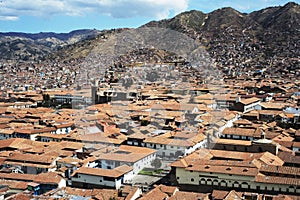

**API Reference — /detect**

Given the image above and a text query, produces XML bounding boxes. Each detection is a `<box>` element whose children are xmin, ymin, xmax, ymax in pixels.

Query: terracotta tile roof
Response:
<box><xmin>38</xmin><ymin>132</ymin><xmax>66</xmax><ymax>139</ymax></box>
<box><xmin>233</xmin><ymin>119</ymin><xmax>252</xmax><ymax>125</ymax></box>
<box><xmin>62</xmin><ymin>187</ymin><xmax>118</xmax><ymax>199</ymax></box>
<box><xmin>186</xmin><ymin>164</ymin><xmax>258</xmax><ymax>177</ymax></box>
<box><xmin>278</xmin><ymin>152</ymin><xmax>300</xmax><ymax>165</ymax></box>
<box><xmin>145</xmin><ymin>137</ymin><xmax>193</xmax><ymax>147</ymax></box>
<box><xmin>195</xmin><ymin>93</ymin><xmax>214</xmax><ymax>100</ymax></box>
<box><xmin>4</xmin><ymin>161</ymin><xmax>54</xmax><ymax>169</ymax></box>
<box><xmin>59</xmin><ymin>141</ymin><xmax>84</xmax><ymax>150</ymax></box>
<box><xmin>212</xmin><ymin>190</ymin><xmax>230</xmax><ymax>200</ymax></box>
<box><xmin>174</xmin><ymin>131</ymin><xmax>198</xmax><ymax>139</ymax></box>
<box><xmin>54</xmin><ymin>123</ymin><xmax>74</xmax><ymax>129</ymax></box>
<box><xmin>33</xmin><ymin>172</ymin><xmax>63</xmax><ymax>185</ymax></box>
<box><xmin>155</xmin><ymin>184</ymin><xmax>178</xmax><ymax>196</ymax></box>
<box><xmin>0</xmin><ymin>180</ymin><xmax>28</xmax><ymax>190</ymax></box>
<box><xmin>258</xmin><ymin>110</ymin><xmax>282</xmax><ymax>115</ymax></box>
<box><xmin>276</xmin><ymin>140</ymin><xmax>293</xmax><ymax>148</ymax></box>
<box><xmin>0</xmin><ymin>129</ymin><xmax>14</xmax><ymax>135</ymax></box>
<box><xmin>260</xmin><ymin>102</ymin><xmax>285</xmax><ymax>110</ymax></box>
<box><xmin>223</xmin><ymin>113</ymin><xmax>237</xmax><ymax>121</ymax></box>
<box><xmin>73</xmin><ymin>165</ymin><xmax>132</xmax><ymax>178</ymax></box>
<box><xmin>14</xmin><ymin>127</ymin><xmax>56</xmax><ymax>135</ymax></box>
<box><xmin>92</xmin><ymin>145</ymin><xmax>156</xmax><ymax>163</ymax></box>
<box><xmin>258</xmin><ymin>152</ymin><xmax>284</xmax><ymax>166</ymax></box>
<box><xmin>215</xmin><ymin>138</ymin><xmax>252</xmax><ymax>146</ymax></box>
<box><xmin>0</xmin><ymin>138</ymin><xmax>43</xmax><ymax>150</ymax></box>
<box><xmin>222</xmin><ymin>127</ymin><xmax>259</xmax><ymax>137</ymax></box>
<box><xmin>259</xmin><ymin>165</ymin><xmax>300</xmax><ymax>176</ymax></box>
<box><xmin>128</xmin><ymin>132</ymin><xmax>149</xmax><ymax>140</ymax></box>
<box><xmin>0</xmin><ymin>172</ymin><xmax>35</xmax><ymax>182</ymax></box>
<box><xmin>239</xmin><ymin>97</ymin><xmax>261</xmax><ymax>105</ymax></box>
<box><xmin>144</xmin><ymin>131</ymin><xmax>205</xmax><ymax>147</ymax></box>
<box><xmin>139</xmin><ymin>186</ymin><xmax>169</xmax><ymax>200</ymax></box>
<box><xmin>193</xmin><ymin>159</ymin><xmax>256</xmax><ymax>168</ymax></box>
<box><xmin>171</xmin><ymin>149</ymin><xmax>284</xmax><ymax>170</ymax></box>
<box><xmin>5</xmin><ymin>152</ymin><xmax>56</xmax><ymax>164</ymax></box>
<box><xmin>57</xmin><ymin>157</ymin><xmax>81</xmax><ymax>165</ymax></box>
<box><xmin>6</xmin><ymin>193</ymin><xmax>31</xmax><ymax>200</ymax></box>
<box><xmin>242</xmin><ymin>110</ymin><xmax>259</xmax><ymax>117</ymax></box>
<box><xmin>256</xmin><ymin>174</ymin><xmax>300</xmax><ymax>186</ymax></box>
<box><xmin>169</xmin><ymin>191</ymin><xmax>209</xmax><ymax>200</ymax></box>
<box><xmin>293</xmin><ymin>142</ymin><xmax>300</xmax><ymax>148</ymax></box>
<box><xmin>210</xmin><ymin>149</ymin><xmax>256</xmax><ymax>161</ymax></box>
<box><xmin>76</xmin><ymin>132</ymin><xmax>126</xmax><ymax>145</ymax></box>
<box><xmin>224</xmin><ymin>190</ymin><xmax>243</xmax><ymax>200</ymax></box>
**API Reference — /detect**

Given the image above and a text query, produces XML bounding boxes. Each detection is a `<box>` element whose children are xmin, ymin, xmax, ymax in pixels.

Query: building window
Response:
<box><xmin>191</xmin><ymin>178</ymin><xmax>194</xmax><ymax>182</ymax></box>
<box><xmin>177</xmin><ymin>177</ymin><xmax>179</xmax><ymax>180</ymax></box>
<box><xmin>257</xmin><ymin>186</ymin><xmax>260</xmax><ymax>190</ymax></box>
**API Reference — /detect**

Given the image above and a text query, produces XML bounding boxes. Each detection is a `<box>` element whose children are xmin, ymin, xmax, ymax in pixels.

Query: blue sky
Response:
<box><xmin>0</xmin><ymin>0</ymin><xmax>298</xmax><ymax>33</ymax></box>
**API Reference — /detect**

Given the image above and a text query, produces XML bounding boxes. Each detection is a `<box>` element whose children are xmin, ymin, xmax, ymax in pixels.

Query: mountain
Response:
<box><xmin>143</xmin><ymin>2</ymin><xmax>299</xmax><ymax>69</ymax></box>
<box><xmin>145</xmin><ymin>10</ymin><xmax>207</xmax><ymax>32</ymax></box>
<box><xmin>0</xmin><ymin>29</ymin><xmax>100</xmax><ymax>61</ymax></box>
<box><xmin>250</xmin><ymin>2</ymin><xmax>299</xmax><ymax>30</ymax></box>
<box><xmin>249</xmin><ymin>2</ymin><xmax>300</xmax><ymax>59</ymax></box>
<box><xmin>0</xmin><ymin>2</ymin><xmax>299</xmax><ymax>68</ymax></box>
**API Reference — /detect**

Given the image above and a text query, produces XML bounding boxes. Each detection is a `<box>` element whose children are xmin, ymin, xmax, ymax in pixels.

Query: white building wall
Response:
<box><xmin>175</xmin><ymin>167</ymin><xmax>299</xmax><ymax>194</ymax></box>
<box><xmin>244</xmin><ymin>102</ymin><xmax>261</xmax><ymax>113</ymax></box>
<box><xmin>55</xmin><ymin>127</ymin><xmax>72</xmax><ymax>134</ymax></box>
<box><xmin>145</xmin><ymin>143</ymin><xmax>184</xmax><ymax>158</ymax></box>
<box><xmin>185</xmin><ymin>140</ymin><xmax>207</xmax><ymax>155</ymax></box>
<box><xmin>72</xmin><ymin>173</ymin><xmax>117</xmax><ymax>188</ymax></box>
<box><xmin>58</xmin><ymin>178</ymin><xmax>67</xmax><ymax>188</ymax></box>
<box><xmin>97</xmin><ymin>153</ymin><xmax>156</xmax><ymax>175</ymax></box>
<box><xmin>145</xmin><ymin>140</ymin><xmax>206</xmax><ymax>158</ymax></box>
<box><xmin>215</xmin><ymin>115</ymin><xmax>239</xmax><ymax>138</ymax></box>
<box><xmin>30</xmin><ymin>134</ymin><xmax>39</xmax><ymax>141</ymax></box>
<box><xmin>123</xmin><ymin>170</ymin><xmax>135</xmax><ymax>184</ymax></box>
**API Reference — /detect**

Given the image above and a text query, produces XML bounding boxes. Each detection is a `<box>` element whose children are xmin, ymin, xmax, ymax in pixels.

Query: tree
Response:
<box><xmin>151</xmin><ymin>158</ymin><xmax>162</xmax><ymax>169</ymax></box>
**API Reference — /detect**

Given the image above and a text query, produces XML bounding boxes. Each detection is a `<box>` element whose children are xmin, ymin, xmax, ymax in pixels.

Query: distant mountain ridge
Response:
<box><xmin>0</xmin><ymin>29</ymin><xmax>100</xmax><ymax>41</ymax></box>
<box><xmin>0</xmin><ymin>29</ymin><xmax>100</xmax><ymax>61</ymax></box>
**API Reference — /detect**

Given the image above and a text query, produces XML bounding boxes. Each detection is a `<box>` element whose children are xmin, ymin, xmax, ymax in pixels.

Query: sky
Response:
<box><xmin>0</xmin><ymin>0</ymin><xmax>298</xmax><ymax>33</ymax></box>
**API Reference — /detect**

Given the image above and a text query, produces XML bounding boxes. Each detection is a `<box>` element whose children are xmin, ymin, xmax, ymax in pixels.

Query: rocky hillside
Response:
<box><xmin>144</xmin><ymin>2</ymin><xmax>299</xmax><ymax>70</ymax></box>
